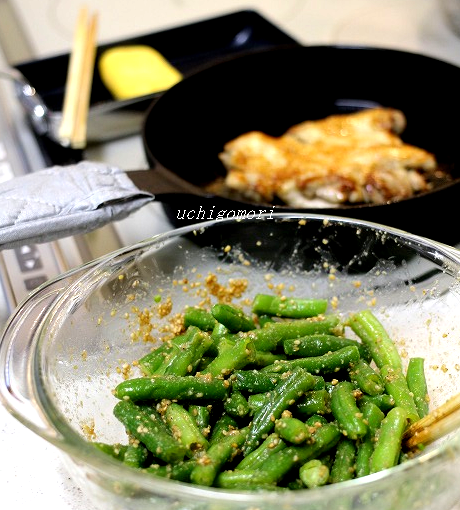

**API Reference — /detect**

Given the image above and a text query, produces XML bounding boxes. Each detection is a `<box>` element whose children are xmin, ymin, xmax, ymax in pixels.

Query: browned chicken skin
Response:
<box><xmin>219</xmin><ymin>108</ymin><xmax>437</xmax><ymax>207</ymax></box>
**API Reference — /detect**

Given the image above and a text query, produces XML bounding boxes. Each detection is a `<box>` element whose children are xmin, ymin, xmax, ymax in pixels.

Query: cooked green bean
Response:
<box><xmin>231</xmin><ymin>370</ymin><xmax>281</xmax><ymax>393</ymax></box>
<box><xmin>358</xmin><ymin>393</ymin><xmax>396</xmax><ymax>412</ymax></box>
<box><xmin>355</xmin><ymin>401</ymin><xmax>385</xmax><ymax>478</ymax></box>
<box><xmin>165</xmin><ymin>402</ymin><xmax>209</xmax><ymax>455</ymax></box>
<box><xmin>257</xmin><ymin>314</ymin><xmax>274</xmax><ymax>327</ymax></box>
<box><xmin>123</xmin><ymin>444</ymin><xmax>149</xmax><ymax>468</ymax></box>
<box><xmin>348</xmin><ymin>310</ymin><xmax>403</xmax><ymax>371</ymax></box>
<box><xmin>275</xmin><ymin>416</ymin><xmax>311</xmax><ymax>444</ymax></box>
<box><xmin>222</xmin><ymin>422</ymin><xmax>341</xmax><ymax>487</ymax></box>
<box><xmin>299</xmin><ymin>459</ymin><xmax>330</xmax><ymax>488</ymax></box>
<box><xmin>329</xmin><ymin>438</ymin><xmax>356</xmax><ymax>483</ymax></box>
<box><xmin>406</xmin><ymin>357</ymin><xmax>429</xmax><ymax>418</ymax></box>
<box><xmin>201</xmin><ymin>335</ymin><xmax>256</xmax><ymax>377</ymax></box>
<box><xmin>380</xmin><ymin>365</ymin><xmax>420</xmax><ymax>424</ymax></box>
<box><xmin>349</xmin><ymin>358</ymin><xmax>385</xmax><ymax>396</ymax></box>
<box><xmin>283</xmin><ymin>334</ymin><xmax>371</xmax><ymax>361</ymax></box>
<box><xmin>251</xmin><ymin>350</ymin><xmax>287</xmax><ymax>367</ymax></box>
<box><xmin>183</xmin><ymin>307</ymin><xmax>217</xmax><ymax>331</ymax></box>
<box><xmin>224</xmin><ymin>390</ymin><xmax>250</xmax><ymax>418</ymax></box>
<box><xmin>190</xmin><ymin>427</ymin><xmax>249</xmax><ymax>486</ymax></box>
<box><xmin>370</xmin><ymin>407</ymin><xmax>408</xmax><ymax>474</ymax></box>
<box><xmin>93</xmin><ymin>442</ymin><xmax>128</xmax><ymax>460</ymax></box>
<box><xmin>296</xmin><ymin>389</ymin><xmax>331</xmax><ymax>417</ymax></box>
<box><xmin>262</xmin><ymin>345</ymin><xmax>360</xmax><ymax>375</ymax></box>
<box><xmin>252</xmin><ymin>294</ymin><xmax>328</xmax><ymax>319</ymax></box>
<box><xmin>243</xmin><ymin>367</ymin><xmax>316</xmax><ymax>454</ymax></box>
<box><xmin>262</xmin><ymin>314</ymin><xmax>343</xmax><ymax>340</ymax></box>
<box><xmin>211</xmin><ymin>303</ymin><xmax>255</xmax><ymax>332</ymax></box>
<box><xmin>145</xmin><ymin>459</ymin><xmax>196</xmax><ymax>482</ymax></box>
<box><xmin>330</xmin><ymin>381</ymin><xmax>368</xmax><ymax>440</ymax></box>
<box><xmin>114</xmin><ymin>374</ymin><xmax>229</xmax><ymax>402</ymax></box>
<box><xmin>209</xmin><ymin>413</ymin><xmax>238</xmax><ymax>444</ymax></box>
<box><xmin>188</xmin><ymin>404</ymin><xmax>211</xmax><ymax>437</ymax></box>
<box><xmin>156</xmin><ymin>326</ymin><xmax>213</xmax><ymax>376</ymax></box>
<box><xmin>138</xmin><ymin>332</ymin><xmax>191</xmax><ymax>376</ymax></box>
<box><xmin>113</xmin><ymin>400</ymin><xmax>186</xmax><ymax>463</ymax></box>
<box><xmin>235</xmin><ymin>433</ymin><xmax>286</xmax><ymax>471</ymax></box>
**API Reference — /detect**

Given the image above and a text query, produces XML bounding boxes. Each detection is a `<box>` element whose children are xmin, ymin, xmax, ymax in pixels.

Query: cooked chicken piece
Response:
<box><xmin>219</xmin><ymin>108</ymin><xmax>437</xmax><ymax>206</ymax></box>
<box><xmin>286</xmin><ymin>107</ymin><xmax>407</xmax><ymax>148</ymax></box>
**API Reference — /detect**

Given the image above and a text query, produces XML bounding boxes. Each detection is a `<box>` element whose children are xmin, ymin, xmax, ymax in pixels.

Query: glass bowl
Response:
<box><xmin>2</xmin><ymin>213</ymin><xmax>460</xmax><ymax>510</ymax></box>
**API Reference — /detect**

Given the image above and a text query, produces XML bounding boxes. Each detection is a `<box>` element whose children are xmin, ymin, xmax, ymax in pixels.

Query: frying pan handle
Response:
<box><xmin>126</xmin><ymin>166</ymin><xmax>208</xmax><ymax>199</ymax></box>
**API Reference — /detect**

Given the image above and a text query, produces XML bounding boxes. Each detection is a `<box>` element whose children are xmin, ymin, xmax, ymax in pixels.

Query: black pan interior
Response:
<box><xmin>142</xmin><ymin>45</ymin><xmax>460</xmax><ymax>243</ymax></box>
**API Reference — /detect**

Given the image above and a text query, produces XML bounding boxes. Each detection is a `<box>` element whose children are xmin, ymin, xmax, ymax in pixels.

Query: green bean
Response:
<box><xmin>157</xmin><ymin>326</ymin><xmax>213</xmax><ymax>376</ymax></box>
<box><xmin>247</xmin><ymin>393</ymin><xmax>268</xmax><ymax>415</ymax></box>
<box><xmin>209</xmin><ymin>413</ymin><xmax>239</xmax><ymax>445</ymax></box>
<box><xmin>349</xmin><ymin>358</ymin><xmax>385</xmax><ymax>396</ymax></box>
<box><xmin>224</xmin><ymin>390</ymin><xmax>250</xmax><ymax>418</ymax></box>
<box><xmin>348</xmin><ymin>310</ymin><xmax>403</xmax><ymax>371</ymax></box>
<box><xmin>296</xmin><ymin>389</ymin><xmax>331</xmax><ymax>417</ymax></box>
<box><xmin>283</xmin><ymin>334</ymin><xmax>371</xmax><ymax>361</ymax></box>
<box><xmin>145</xmin><ymin>459</ymin><xmax>196</xmax><ymax>482</ymax></box>
<box><xmin>114</xmin><ymin>374</ymin><xmax>229</xmax><ymax>402</ymax></box>
<box><xmin>358</xmin><ymin>393</ymin><xmax>396</xmax><ymax>412</ymax></box>
<box><xmin>137</xmin><ymin>332</ymin><xmax>191</xmax><ymax>376</ymax></box>
<box><xmin>299</xmin><ymin>459</ymin><xmax>330</xmax><ymax>488</ymax></box>
<box><xmin>245</xmin><ymin>327</ymin><xmax>283</xmax><ymax>351</ymax></box>
<box><xmin>380</xmin><ymin>365</ymin><xmax>419</xmax><ymax>424</ymax></box>
<box><xmin>211</xmin><ymin>303</ymin><xmax>255</xmax><ymax>332</ymax></box>
<box><xmin>165</xmin><ymin>402</ymin><xmax>209</xmax><ymax>455</ymax></box>
<box><xmin>262</xmin><ymin>314</ymin><xmax>343</xmax><ymax>340</ymax></box>
<box><xmin>252</xmin><ymin>294</ymin><xmax>328</xmax><ymax>318</ymax></box>
<box><xmin>243</xmin><ymin>368</ymin><xmax>316</xmax><ymax>454</ymax></box>
<box><xmin>329</xmin><ymin>438</ymin><xmax>356</xmax><ymax>483</ymax></box>
<box><xmin>235</xmin><ymin>433</ymin><xmax>286</xmax><ymax>471</ymax></box>
<box><xmin>305</xmin><ymin>414</ymin><xmax>329</xmax><ymax>428</ymax></box>
<box><xmin>190</xmin><ymin>427</ymin><xmax>248</xmax><ymax>486</ymax></box>
<box><xmin>183</xmin><ymin>307</ymin><xmax>217</xmax><ymax>331</ymax></box>
<box><xmin>201</xmin><ymin>335</ymin><xmax>256</xmax><ymax>377</ymax></box>
<box><xmin>261</xmin><ymin>345</ymin><xmax>360</xmax><ymax>375</ymax></box>
<box><xmin>93</xmin><ymin>442</ymin><xmax>128</xmax><ymax>460</ymax></box>
<box><xmin>275</xmin><ymin>416</ymin><xmax>311</xmax><ymax>444</ymax></box>
<box><xmin>406</xmin><ymin>357</ymin><xmax>429</xmax><ymax>418</ymax></box>
<box><xmin>188</xmin><ymin>405</ymin><xmax>211</xmax><ymax>437</ymax></box>
<box><xmin>113</xmin><ymin>400</ymin><xmax>186</xmax><ymax>463</ymax></box>
<box><xmin>123</xmin><ymin>445</ymin><xmax>149</xmax><ymax>468</ymax></box>
<box><xmin>355</xmin><ymin>401</ymin><xmax>385</xmax><ymax>478</ymax></box>
<box><xmin>225</xmin><ymin>422</ymin><xmax>341</xmax><ymax>486</ymax></box>
<box><xmin>370</xmin><ymin>407</ymin><xmax>408</xmax><ymax>474</ymax></box>
<box><xmin>251</xmin><ymin>350</ymin><xmax>287</xmax><ymax>367</ymax></box>
<box><xmin>257</xmin><ymin>314</ymin><xmax>274</xmax><ymax>327</ymax></box>
<box><xmin>236</xmin><ymin>373</ymin><xmax>324</xmax><ymax>399</ymax></box>
<box><xmin>231</xmin><ymin>370</ymin><xmax>281</xmax><ymax>393</ymax></box>
<box><xmin>330</xmin><ymin>381</ymin><xmax>368</xmax><ymax>440</ymax></box>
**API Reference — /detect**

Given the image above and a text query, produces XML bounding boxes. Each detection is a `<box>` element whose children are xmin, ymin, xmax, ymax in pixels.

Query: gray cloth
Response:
<box><xmin>0</xmin><ymin>161</ymin><xmax>154</xmax><ymax>249</ymax></box>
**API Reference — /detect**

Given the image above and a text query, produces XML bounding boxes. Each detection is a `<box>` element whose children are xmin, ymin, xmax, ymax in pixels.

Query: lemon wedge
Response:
<box><xmin>99</xmin><ymin>45</ymin><xmax>183</xmax><ymax>100</ymax></box>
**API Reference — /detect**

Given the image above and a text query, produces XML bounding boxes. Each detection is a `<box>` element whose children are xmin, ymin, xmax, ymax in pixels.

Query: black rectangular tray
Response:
<box><xmin>14</xmin><ymin>10</ymin><xmax>300</xmax><ymax>147</ymax></box>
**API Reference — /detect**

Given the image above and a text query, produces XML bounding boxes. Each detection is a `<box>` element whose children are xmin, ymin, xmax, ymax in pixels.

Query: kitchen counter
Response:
<box><xmin>2</xmin><ymin>1</ymin><xmax>460</xmax><ymax>509</ymax></box>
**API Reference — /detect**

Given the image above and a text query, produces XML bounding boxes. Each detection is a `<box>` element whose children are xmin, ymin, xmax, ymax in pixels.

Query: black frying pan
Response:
<box><xmin>137</xmin><ymin>45</ymin><xmax>460</xmax><ymax>244</ymax></box>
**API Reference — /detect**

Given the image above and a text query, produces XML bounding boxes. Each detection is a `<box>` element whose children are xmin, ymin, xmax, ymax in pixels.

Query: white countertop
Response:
<box><xmin>2</xmin><ymin>1</ymin><xmax>460</xmax><ymax>509</ymax></box>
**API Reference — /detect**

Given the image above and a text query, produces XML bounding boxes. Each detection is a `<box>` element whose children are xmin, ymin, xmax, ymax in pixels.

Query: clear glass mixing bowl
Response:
<box><xmin>1</xmin><ymin>213</ymin><xmax>460</xmax><ymax>510</ymax></box>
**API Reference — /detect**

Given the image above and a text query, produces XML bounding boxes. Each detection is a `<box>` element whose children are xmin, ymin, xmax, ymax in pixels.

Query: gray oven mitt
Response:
<box><xmin>0</xmin><ymin>161</ymin><xmax>154</xmax><ymax>250</ymax></box>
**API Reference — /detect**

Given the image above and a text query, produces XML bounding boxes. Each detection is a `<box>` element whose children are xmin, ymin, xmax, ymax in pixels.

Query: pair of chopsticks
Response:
<box><xmin>58</xmin><ymin>6</ymin><xmax>98</xmax><ymax>149</ymax></box>
<box><xmin>403</xmin><ymin>392</ymin><xmax>460</xmax><ymax>450</ymax></box>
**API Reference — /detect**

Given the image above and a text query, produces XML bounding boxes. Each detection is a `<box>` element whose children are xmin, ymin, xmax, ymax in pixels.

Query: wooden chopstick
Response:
<box><xmin>58</xmin><ymin>6</ymin><xmax>98</xmax><ymax>149</ymax></box>
<box><xmin>403</xmin><ymin>392</ymin><xmax>460</xmax><ymax>450</ymax></box>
